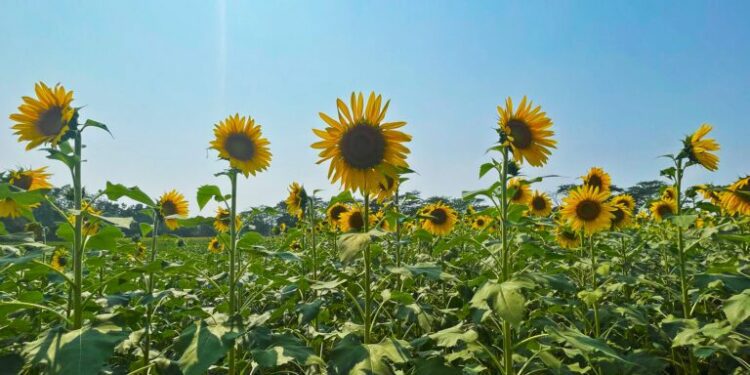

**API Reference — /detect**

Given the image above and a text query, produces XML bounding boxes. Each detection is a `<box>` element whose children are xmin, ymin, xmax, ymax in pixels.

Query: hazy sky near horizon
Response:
<box><xmin>1</xmin><ymin>1</ymin><xmax>749</xmax><ymax>212</ymax></box>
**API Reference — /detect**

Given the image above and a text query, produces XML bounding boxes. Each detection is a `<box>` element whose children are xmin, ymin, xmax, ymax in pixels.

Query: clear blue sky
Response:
<box><xmin>1</xmin><ymin>1</ymin><xmax>748</xmax><ymax>212</ymax></box>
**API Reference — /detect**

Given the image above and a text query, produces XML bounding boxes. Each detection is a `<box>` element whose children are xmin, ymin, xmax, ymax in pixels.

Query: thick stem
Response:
<box><xmin>499</xmin><ymin>146</ymin><xmax>513</xmax><ymax>375</ymax></box>
<box><xmin>395</xmin><ymin>187</ymin><xmax>401</xmax><ymax>268</ymax></box>
<box><xmin>72</xmin><ymin>131</ymin><xmax>83</xmax><ymax>329</ymax></box>
<box><xmin>589</xmin><ymin>236</ymin><xmax>600</xmax><ymax>337</ymax></box>
<box><xmin>143</xmin><ymin>212</ymin><xmax>159</xmax><ymax>367</ymax></box>
<box><xmin>228</xmin><ymin>171</ymin><xmax>238</xmax><ymax>375</ymax></box>
<box><xmin>674</xmin><ymin>159</ymin><xmax>697</xmax><ymax>375</ymax></box>
<box><xmin>363</xmin><ymin>190</ymin><xmax>372</xmax><ymax>344</ymax></box>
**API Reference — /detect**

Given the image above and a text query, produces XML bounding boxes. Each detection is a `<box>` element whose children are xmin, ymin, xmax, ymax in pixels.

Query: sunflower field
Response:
<box><xmin>1</xmin><ymin>83</ymin><xmax>749</xmax><ymax>375</ymax></box>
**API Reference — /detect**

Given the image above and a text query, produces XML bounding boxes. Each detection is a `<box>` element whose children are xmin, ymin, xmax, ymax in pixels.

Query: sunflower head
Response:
<box><xmin>374</xmin><ymin>175</ymin><xmax>399</xmax><ymax>202</ymax></box>
<box><xmin>508</xmin><ymin>178</ymin><xmax>532</xmax><ymax>205</ymax></box>
<box><xmin>610</xmin><ymin>203</ymin><xmax>633</xmax><ymax>229</ymax></box>
<box><xmin>312</xmin><ymin>92</ymin><xmax>411</xmax><ymax>195</ymax></box>
<box><xmin>158</xmin><ymin>190</ymin><xmax>189</xmax><ymax>231</ymax></box>
<box><xmin>560</xmin><ymin>185</ymin><xmax>615</xmax><ymax>235</ymax></box>
<box><xmin>51</xmin><ymin>247</ymin><xmax>69</xmax><ymax>272</ymax></box>
<box><xmin>472</xmin><ymin>215</ymin><xmax>493</xmax><ymax>231</ymax></box>
<box><xmin>0</xmin><ymin>198</ymin><xmax>25</xmax><ymax>218</ymax></box>
<box><xmin>497</xmin><ymin>96</ymin><xmax>556</xmax><ymax>167</ymax></box>
<box><xmin>528</xmin><ymin>190</ymin><xmax>552</xmax><ymax>217</ymax></box>
<box><xmin>208</xmin><ymin>237</ymin><xmax>224</xmax><ymax>254</ymax></box>
<box><xmin>373</xmin><ymin>210</ymin><xmax>392</xmax><ymax>232</ymax></box>
<box><xmin>67</xmin><ymin>201</ymin><xmax>102</xmax><ymax>237</ymax></box>
<box><xmin>326</xmin><ymin>203</ymin><xmax>349</xmax><ymax>228</ymax></box>
<box><xmin>8</xmin><ymin>167</ymin><xmax>52</xmax><ymax>191</ymax></box>
<box><xmin>466</xmin><ymin>205</ymin><xmax>476</xmax><ymax>216</ymax></box>
<box><xmin>11</xmin><ymin>82</ymin><xmax>76</xmax><ymax>150</ymax></box>
<box><xmin>132</xmin><ymin>242</ymin><xmax>147</xmax><ymax>261</ymax></box>
<box><xmin>214</xmin><ymin>207</ymin><xmax>241</xmax><ymax>233</ymax></box>
<box><xmin>285</xmin><ymin>182</ymin><xmax>307</xmax><ymax>219</ymax></box>
<box><xmin>290</xmin><ymin>240</ymin><xmax>303</xmax><ymax>251</ymax></box>
<box><xmin>339</xmin><ymin>206</ymin><xmax>374</xmax><ymax>233</ymax></box>
<box><xmin>720</xmin><ymin>176</ymin><xmax>750</xmax><ymax>216</ymax></box>
<box><xmin>210</xmin><ymin>114</ymin><xmax>272</xmax><ymax>177</ymax></box>
<box><xmin>650</xmin><ymin>198</ymin><xmax>677</xmax><ymax>221</ymax></box>
<box><xmin>695</xmin><ymin>185</ymin><xmax>722</xmax><ymax>206</ymax></box>
<box><xmin>582</xmin><ymin>167</ymin><xmax>612</xmax><ymax>194</ymax></box>
<box><xmin>611</xmin><ymin>194</ymin><xmax>636</xmax><ymax>211</ymax></box>
<box><xmin>555</xmin><ymin>225</ymin><xmax>581</xmax><ymax>249</ymax></box>
<box><xmin>682</xmin><ymin>123</ymin><xmax>719</xmax><ymax>171</ymax></box>
<box><xmin>421</xmin><ymin>202</ymin><xmax>458</xmax><ymax>236</ymax></box>
<box><xmin>661</xmin><ymin>186</ymin><xmax>678</xmax><ymax>201</ymax></box>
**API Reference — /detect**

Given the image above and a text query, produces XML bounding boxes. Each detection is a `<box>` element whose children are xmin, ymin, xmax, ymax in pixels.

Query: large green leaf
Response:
<box><xmin>196</xmin><ymin>185</ymin><xmax>225</xmax><ymax>210</ymax></box>
<box><xmin>245</xmin><ymin>327</ymin><xmax>324</xmax><ymax>368</ymax></box>
<box><xmin>327</xmin><ymin>335</ymin><xmax>410</xmax><ymax>375</ymax></box>
<box><xmin>723</xmin><ymin>289</ymin><xmax>750</xmax><ymax>328</ymax></box>
<box><xmin>173</xmin><ymin>320</ymin><xmax>241</xmax><ymax>375</ymax></box>
<box><xmin>103</xmin><ymin>182</ymin><xmax>155</xmax><ymax>207</ymax></box>
<box><xmin>388</xmin><ymin>263</ymin><xmax>457</xmax><ymax>281</ymax></box>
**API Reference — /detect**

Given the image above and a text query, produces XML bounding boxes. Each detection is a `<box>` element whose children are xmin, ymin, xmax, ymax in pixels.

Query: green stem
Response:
<box><xmin>589</xmin><ymin>236</ymin><xmax>600</xmax><ymax>338</ymax></box>
<box><xmin>143</xmin><ymin>212</ymin><xmax>159</xmax><ymax>367</ymax></box>
<box><xmin>310</xmin><ymin>198</ymin><xmax>317</xmax><ymax>282</ymax></box>
<box><xmin>363</xmin><ymin>190</ymin><xmax>372</xmax><ymax>344</ymax></box>
<box><xmin>499</xmin><ymin>146</ymin><xmax>513</xmax><ymax>375</ymax></box>
<box><xmin>674</xmin><ymin>159</ymin><xmax>697</xmax><ymax>374</ymax></box>
<box><xmin>72</xmin><ymin>130</ymin><xmax>83</xmax><ymax>329</ymax></box>
<box><xmin>228</xmin><ymin>171</ymin><xmax>238</xmax><ymax>375</ymax></box>
<box><xmin>395</xmin><ymin>187</ymin><xmax>401</xmax><ymax>268</ymax></box>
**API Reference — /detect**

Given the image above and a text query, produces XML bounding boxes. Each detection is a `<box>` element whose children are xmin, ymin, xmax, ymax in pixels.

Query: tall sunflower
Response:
<box><xmin>312</xmin><ymin>92</ymin><xmax>411</xmax><ymax>194</ymax></box>
<box><xmin>158</xmin><ymin>190</ymin><xmax>189</xmax><ymax>230</ymax></box>
<box><xmin>508</xmin><ymin>178</ymin><xmax>532</xmax><ymax>205</ymax></box>
<box><xmin>472</xmin><ymin>215</ymin><xmax>493</xmax><ymax>231</ymax></box>
<box><xmin>611</xmin><ymin>194</ymin><xmax>636</xmax><ymax>212</ymax></box>
<box><xmin>8</xmin><ymin>167</ymin><xmax>52</xmax><ymax>191</ymax></box>
<box><xmin>339</xmin><ymin>206</ymin><xmax>374</xmax><ymax>233</ymax></box>
<box><xmin>610</xmin><ymin>203</ymin><xmax>633</xmax><ymax>229</ymax></box>
<box><xmin>285</xmin><ymin>182</ymin><xmax>307</xmax><ymax>219</ymax></box>
<box><xmin>560</xmin><ymin>185</ymin><xmax>615</xmax><ymax>235</ymax></box>
<box><xmin>721</xmin><ymin>176</ymin><xmax>750</xmax><ymax>216</ymax></box>
<box><xmin>326</xmin><ymin>203</ymin><xmax>349</xmax><ymax>228</ymax></box>
<box><xmin>528</xmin><ymin>190</ymin><xmax>552</xmax><ymax>217</ymax></box>
<box><xmin>210</xmin><ymin>114</ymin><xmax>272</xmax><ymax>177</ymax></box>
<box><xmin>214</xmin><ymin>207</ymin><xmax>241</xmax><ymax>233</ymax></box>
<box><xmin>683</xmin><ymin>124</ymin><xmax>719</xmax><ymax>171</ymax></box>
<box><xmin>421</xmin><ymin>202</ymin><xmax>458</xmax><ymax>236</ymax></box>
<box><xmin>650</xmin><ymin>198</ymin><xmax>677</xmax><ymax>221</ymax></box>
<box><xmin>555</xmin><ymin>225</ymin><xmax>580</xmax><ymax>249</ymax></box>
<box><xmin>208</xmin><ymin>237</ymin><xmax>224</xmax><ymax>254</ymax></box>
<box><xmin>497</xmin><ymin>96</ymin><xmax>556</xmax><ymax>167</ymax></box>
<box><xmin>10</xmin><ymin>82</ymin><xmax>76</xmax><ymax>150</ymax></box>
<box><xmin>51</xmin><ymin>247</ymin><xmax>69</xmax><ymax>272</ymax></box>
<box><xmin>582</xmin><ymin>167</ymin><xmax>612</xmax><ymax>194</ymax></box>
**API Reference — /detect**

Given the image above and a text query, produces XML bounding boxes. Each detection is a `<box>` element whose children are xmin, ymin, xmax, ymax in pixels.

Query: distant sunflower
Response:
<box><xmin>466</xmin><ymin>205</ymin><xmax>476</xmax><ymax>216</ymax></box>
<box><xmin>508</xmin><ymin>178</ymin><xmax>532</xmax><ymax>205</ymax></box>
<box><xmin>375</xmin><ymin>175</ymin><xmax>398</xmax><ymax>202</ymax></box>
<box><xmin>339</xmin><ymin>206</ymin><xmax>374</xmax><ymax>232</ymax></box>
<box><xmin>10</xmin><ymin>82</ymin><xmax>75</xmax><ymax>150</ymax></box>
<box><xmin>662</xmin><ymin>187</ymin><xmax>677</xmax><ymax>201</ymax></box>
<box><xmin>555</xmin><ymin>226</ymin><xmax>580</xmax><ymax>249</ymax></box>
<box><xmin>695</xmin><ymin>185</ymin><xmax>722</xmax><ymax>206</ymax></box>
<box><xmin>560</xmin><ymin>185</ymin><xmax>615</xmax><ymax>235</ymax></box>
<box><xmin>210</xmin><ymin>114</ymin><xmax>272</xmax><ymax>177</ymax></box>
<box><xmin>9</xmin><ymin>167</ymin><xmax>52</xmax><ymax>191</ymax></box>
<box><xmin>528</xmin><ymin>190</ymin><xmax>552</xmax><ymax>217</ymax></box>
<box><xmin>611</xmin><ymin>194</ymin><xmax>636</xmax><ymax>212</ymax></box>
<box><xmin>610</xmin><ymin>203</ymin><xmax>633</xmax><ymax>229</ymax></box>
<box><xmin>650</xmin><ymin>198</ymin><xmax>677</xmax><ymax>221</ymax></box>
<box><xmin>51</xmin><ymin>247</ymin><xmax>69</xmax><ymax>272</ymax></box>
<box><xmin>421</xmin><ymin>202</ymin><xmax>458</xmax><ymax>236</ymax></box>
<box><xmin>472</xmin><ymin>215</ymin><xmax>493</xmax><ymax>231</ymax></box>
<box><xmin>0</xmin><ymin>199</ymin><xmax>25</xmax><ymax>218</ymax></box>
<box><xmin>67</xmin><ymin>201</ymin><xmax>102</xmax><ymax>236</ymax></box>
<box><xmin>497</xmin><ymin>96</ymin><xmax>556</xmax><ymax>167</ymax></box>
<box><xmin>133</xmin><ymin>242</ymin><xmax>147</xmax><ymax>261</ymax></box>
<box><xmin>374</xmin><ymin>211</ymin><xmax>392</xmax><ymax>232</ymax></box>
<box><xmin>326</xmin><ymin>203</ymin><xmax>349</xmax><ymax>228</ymax></box>
<box><xmin>285</xmin><ymin>182</ymin><xmax>307</xmax><ymax>219</ymax></box>
<box><xmin>158</xmin><ymin>190</ymin><xmax>189</xmax><ymax>230</ymax></box>
<box><xmin>214</xmin><ymin>207</ymin><xmax>240</xmax><ymax>233</ymax></box>
<box><xmin>683</xmin><ymin>124</ymin><xmax>719</xmax><ymax>171</ymax></box>
<box><xmin>582</xmin><ymin>167</ymin><xmax>612</xmax><ymax>194</ymax></box>
<box><xmin>312</xmin><ymin>92</ymin><xmax>411</xmax><ymax>194</ymax></box>
<box><xmin>208</xmin><ymin>237</ymin><xmax>224</xmax><ymax>254</ymax></box>
<box><xmin>290</xmin><ymin>240</ymin><xmax>303</xmax><ymax>251</ymax></box>
<box><xmin>721</xmin><ymin>176</ymin><xmax>750</xmax><ymax>216</ymax></box>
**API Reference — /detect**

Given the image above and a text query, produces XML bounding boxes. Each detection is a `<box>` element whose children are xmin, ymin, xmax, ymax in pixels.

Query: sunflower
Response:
<box><xmin>662</xmin><ymin>187</ymin><xmax>677</xmax><ymax>201</ymax></box>
<box><xmin>650</xmin><ymin>198</ymin><xmax>677</xmax><ymax>221</ymax></box>
<box><xmin>339</xmin><ymin>206</ymin><xmax>375</xmax><ymax>233</ymax></box>
<box><xmin>636</xmin><ymin>210</ymin><xmax>649</xmax><ymax>221</ymax></box>
<box><xmin>67</xmin><ymin>201</ymin><xmax>102</xmax><ymax>236</ymax></box>
<box><xmin>0</xmin><ymin>198</ymin><xmax>26</xmax><ymax>218</ymax></box>
<box><xmin>285</xmin><ymin>182</ymin><xmax>307</xmax><ymax>219</ymax></box>
<box><xmin>158</xmin><ymin>190</ymin><xmax>189</xmax><ymax>230</ymax></box>
<box><xmin>208</xmin><ymin>237</ymin><xmax>224</xmax><ymax>254</ymax></box>
<box><xmin>555</xmin><ymin>226</ymin><xmax>580</xmax><ymax>249</ymax></box>
<box><xmin>508</xmin><ymin>178</ymin><xmax>532</xmax><ymax>205</ymax></box>
<box><xmin>472</xmin><ymin>215</ymin><xmax>493</xmax><ymax>231</ymax></box>
<box><xmin>466</xmin><ymin>205</ymin><xmax>476</xmax><ymax>216</ymax></box>
<box><xmin>610</xmin><ymin>203</ymin><xmax>633</xmax><ymax>229</ymax></box>
<box><xmin>51</xmin><ymin>247</ymin><xmax>69</xmax><ymax>272</ymax></box>
<box><xmin>721</xmin><ymin>176</ymin><xmax>750</xmax><ymax>216</ymax></box>
<box><xmin>133</xmin><ymin>242</ymin><xmax>147</xmax><ymax>261</ymax></box>
<box><xmin>695</xmin><ymin>185</ymin><xmax>722</xmax><ymax>205</ymax></box>
<box><xmin>582</xmin><ymin>167</ymin><xmax>612</xmax><ymax>194</ymax></box>
<box><xmin>10</xmin><ymin>82</ymin><xmax>76</xmax><ymax>150</ymax></box>
<box><xmin>8</xmin><ymin>167</ymin><xmax>52</xmax><ymax>191</ymax></box>
<box><xmin>497</xmin><ymin>96</ymin><xmax>556</xmax><ymax>167</ymax></box>
<box><xmin>279</xmin><ymin>223</ymin><xmax>287</xmax><ymax>233</ymax></box>
<box><xmin>312</xmin><ymin>92</ymin><xmax>411</xmax><ymax>194</ymax></box>
<box><xmin>373</xmin><ymin>210</ymin><xmax>392</xmax><ymax>232</ymax></box>
<box><xmin>528</xmin><ymin>190</ymin><xmax>552</xmax><ymax>217</ymax></box>
<box><xmin>375</xmin><ymin>175</ymin><xmax>399</xmax><ymax>202</ymax></box>
<box><xmin>326</xmin><ymin>203</ymin><xmax>349</xmax><ymax>228</ymax></box>
<box><xmin>210</xmin><ymin>114</ymin><xmax>272</xmax><ymax>177</ymax></box>
<box><xmin>290</xmin><ymin>240</ymin><xmax>303</xmax><ymax>251</ymax></box>
<box><xmin>683</xmin><ymin>124</ymin><xmax>719</xmax><ymax>171</ymax></box>
<box><xmin>560</xmin><ymin>185</ymin><xmax>615</xmax><ymax>235</ymax></box>
<box><xmin>611</xmin><ymin>194</ymin><xmax>636</xmax><ymax>211</ymax></box>
<box><xmin>214</xmin><ymin>207</ymin><xmax>241</xmax><ymax>233</ymax></box>
<box><xmin>421</xmin><ymin>202</ymin><xmax>458</xmax><ymax>236</ymax></box>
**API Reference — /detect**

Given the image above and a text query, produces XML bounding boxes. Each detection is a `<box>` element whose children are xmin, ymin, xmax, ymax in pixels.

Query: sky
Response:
<box><xmin>1</xmin><ymin>1</ymin><xmax>749</xmax><ymax>213</ymax></box>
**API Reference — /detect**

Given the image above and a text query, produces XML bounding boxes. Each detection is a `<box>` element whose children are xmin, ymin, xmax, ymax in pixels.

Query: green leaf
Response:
<box><xmin>478</xmin><ymin>162</ymin><xmax>495</xmax><ymax>178</ymax></box>
<box><xmin>43</xmin><ymin>148</ymin><xmax>79</xmax><ymax>170</ymax></box>
<box><xmin>104</xmin><ymin>182</ymin><xmax>155</xmax><ymax>207</ymax></box>
<box><xmin>428</xmin><ymin>323</ymin><xmax>478</xmax><ymax>348</ymax></box>
<box><xmin>296</xmin><ymin>299</ymin><xmax>323</xmax><ymax>325</ymax></box>
<box><xmin>237</xmin><ymin>231</ymin><xmax>263</xmax><ymax>248</ymax></box>
<box><xmin>338</xmin><ymin>232</ymin><xmax>372</xmax><ymax>263</ymax></box>
<box><xmin>173</xmin><ymin>320</ymin><xmax>241</xmax><ymax>375</ymax></box>
<box><xmin>328</xmin><ymin>335</ymin><xmax>410</xmax><ymax>375</ymax></box>
<box><xmin>89</xmin><ymin>214</ymin><xmax>133</xmax><ymax>229</ymax></box>
<box><xmin>670</xmin><ymin>214</ymin><xmax>697</xmax><ymax>229</ymax></box>
<box><xmin>723</xmin><ymin>289</ymin><xmax>750</xmax><ymax>328</ymax></box>
<box><xmin>139</xmin><ymin>223</ymin><xmax>152</xmax><ymax>237</ymax></box>
<box><xmin>547</xmin><ymin>327</ymin><xmax>631</xmax><ymax>364</ymax></box>
<box><xmin>196</xmin><ymin>185</ymin><xmax>225</xmax><ymax>210</ymax></box>
<box><xmin>82</xmin><ymin>119</ymin><xmax>112</xmax><ymax>136</ymax></box>
<box><xmin>388</xmin><ymin>263</ymin><xmax>457</xmax><ymax>281</ymax></box>
<box><xmin>86</xmin><ymin>226</ymin><xmax>124</xmax><ymax>250</ymax></box>
<box><xmin>246</xmin><ymin>327</ymin><xmax>324</xmax><ymax>368</ymax></box>
<box><xmin>23</xmin><ymin>324</ymin><xmax>130</xmax><ymax>375</ymax></box>
<box><xmin>470</xmin><ymin>280</ymin><xmax>529</xmax><ymax>326</ymax></box>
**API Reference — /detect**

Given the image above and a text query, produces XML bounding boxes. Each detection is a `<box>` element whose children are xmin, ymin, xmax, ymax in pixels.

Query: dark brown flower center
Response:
<box><xmin>576</xmin><ymin>200</ymin><xmax>601</xmax><ymax>221</ymax></box>
<box><xmin>476</xmin><ymin>218</ymin><xmax>485</xmax><ymax>226</ymax></box>
<box><xmin>339</xmin><ymin>123</ymin><xmax>386</xmax><ymax>169</ymax></box>
<box><xmin>657</xmin><ymin>204</ymin><xmax>673</xmax><ymax>218</ymax></box>
<box><xmin>507</xmin><ymin>119</ymin><xmax>532</xmax><ymax>149</ymax></box>
<box><xmin>224</xmin><ymin>134</ymin><xmax>256</xmax><ymax>161</ymax></box>
<box><xmin>562</xmin><ymin>231</ymin><xmax>577</xmax><ymax>241</ymax></box>
<box><xmin>430</xmin><ymin>208</ymin><xmax>448</xmax><ymax>225</ymax></box>
<box><xmin>36</xmin><ymin>107</ymin><xmax>65</xmax><ymax>136</ymax></box>
<box><xmin>586</xmin><ymin>175</ymin><xmax>603</xmax><ymax>190</ymax></box>
<box><xmin>161</xmin><ymin>201</ymin><xmax>177</xmax><ymax>216</ymax></box>
<box><xmin>12</xmin><ymin>174</ymin><xmax>33</xmax><ymax>190</ymax></box>
<box><xmin>57</xmin><ymin>256</ymin><xmax>67</xmax><ymax>266</ymax></box>
<box><xmin>531</xmin><ymin>196</ymin><xmax>547</xmax><ymax>211</ymax></box>
<box><xmin>348</xmin><ymin>212</ymin><xmax>365</xmax><ymax>231</ymax></box>
<box><xmin>611</xmin><ymin>208</ymin><xmax>625</xmax><ymax>225</ymax></box>
<box><xmin>330</xmin><ymin>205</ymin><xmax>347</xmax><ymax>221</ymax></box>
